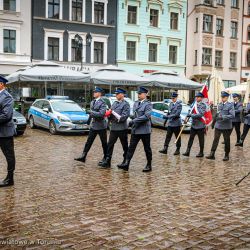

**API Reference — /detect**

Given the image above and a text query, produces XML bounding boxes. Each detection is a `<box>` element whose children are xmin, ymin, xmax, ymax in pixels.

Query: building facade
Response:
<box><xmin>0</xmin><ymin>0</ymin><xmax>31</xmax><ymax>75</ymax></box>
<box><xmin>186</xmin><ymin>0</ymin><xmax>243</xmax><ymax>88</ymax></box>
<box><xmin>116</xmin><ymin>0</ymin><xmax>187</xmax><ymax>76</ymax></box>
<box><xmin>32</xmin><ymin>0</ymin><xmax>117</xmax><ymax>73</ymax></box>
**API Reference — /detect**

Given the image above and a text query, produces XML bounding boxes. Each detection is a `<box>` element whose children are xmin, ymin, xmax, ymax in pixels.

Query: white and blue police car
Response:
<box><xmin>28</xmin><ymin>96</ymin><xmax>90</xmax><ymax>134</ymax></box>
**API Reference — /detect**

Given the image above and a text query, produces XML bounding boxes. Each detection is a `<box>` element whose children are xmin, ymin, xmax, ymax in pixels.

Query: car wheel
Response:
<box><xmin>29</xmin><ymin>116</ymin><xmax>36</xmax><ymax>129</ymax></box>
<box><xmin>17</xmin><ymin>131</ymin><xmax>25</xmax><ymax>136</ymax></box>
<box><xmin>49</xmin><ymin>120</ymin><xmax>57</xmax><ymax>135</ymax></box>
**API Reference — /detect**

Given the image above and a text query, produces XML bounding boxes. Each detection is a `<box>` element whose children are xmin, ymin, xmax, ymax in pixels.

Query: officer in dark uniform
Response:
<box><xmin>159</xmin><ymin>92</ymin><xmax>182</xmax><ymax>155</ymax></box>
<box><xmin>101</xmin><ymin>88</ymin><xmax>130</xmax><ymax>168</ymax></box>
<box><xmin>118</xmin><ymin>87</ymin><xmax>152</xmax><ymax>172</ymax></box>
<box><xmin>183</xmin><ymin>92</ymin><xmax>206</xmax><ymax>158</ymax></box>
<box><xmin>206</xmin><ymin>91</ymin><xmax>235</xmax><ymax>161</ymax></box>
<box><xmin>237</xmin><ymin>94</ymin><xmax>250</xmax><ymax>147</ymax></box>
<box><xmin>0</xmin><ymin>76</ymin><xmax>16</xmax><ymax>187</ymax></box>
<box><xmin>75</xmin><ymin>87</ymin><xmax>107</xmax><ymax>165</ymax></box>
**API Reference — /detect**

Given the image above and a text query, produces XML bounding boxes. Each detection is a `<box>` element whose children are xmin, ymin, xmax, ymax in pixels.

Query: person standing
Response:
<box><xmin>183</xmin><ymin>92</ymin><xmax>206</xmax><ymax>158</ymax></box>
<box><xmin>0</xmin><ymin>76</ymin><xmax>16</xmax><ymax>187</ymax></box>
<box><xmin>100</xmin><ymin>88</ymin><xmax>130</xmax><ymax>168</ymax></box>
<box><xmin>159</xmin><ymin>92</ymin><xmax>182</xmax><ymax>155</ymax></box>
<box><xmin>75</xmin><ymin>87</ymin><xmax>107</xmax><ymax>165</ymax></box>
<box><xmin>206</xmin><ymin>91</ymin><xmax>235</xmax><ymax>161</ymax></box>
<box><xmin>237</xmin><ymin>94</ymin><xmax>250</xmax><ymax>147</ymax></box>
<box><xmin>118</xmin><ymin>87</ymin><xmax>152</xmax><ymax>172</ymax></box>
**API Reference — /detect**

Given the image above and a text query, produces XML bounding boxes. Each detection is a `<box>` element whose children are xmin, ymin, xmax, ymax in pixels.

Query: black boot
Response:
<box><xmin>117</xmin><ymin>158</ymin><xmax>126</xmax><ymax>168</ymax></box>
<box><xmin>74</xmin><ymin>152</ymin><xmax>87</xmax><ymax>163</ymax></box>
<box><xmin>206</xmin><ymin>151</ymin><xmax>215</xmax><ymax>160</ymax></box>
<box><xmin>98</xmin><ymin>157</ymin><xmax>106</xmax><ymax>166</ymax></box>
<box><xmin>174</xmin><ymin>148</ymin><xmax>180</xmax><ymax>155</ymax></box>
<box><xmin>223</xmin><ymin>153</ymin><xmax>229</xmax><ymax>161</ymax></box>
<box><xmin>143</xmin><ymin>160</ymin><xmax>152</xmax><ymax>172</ymax></box>
<box><xmin>235</xmin><ymin>140</ymin><xmax>243</xmax><ymax>147</ymax></box>
<box><xmin>0</xmin><ymin>172</ymin><xmax>14</xmax><ymax>187</ymax></box>
<box><xmin>183</xmin><ymin>148</ymin><xmax>191</xmax><ymax>157</ymax></box>
<box><xmin>117</xmin><ymin>159</ymin><xmax>130</xmax><ymax>171</ymax></box>
<box><xmin>159</xmin><ymin>146</ymin><xmax>168</xmax><ymax>154</ymax></box>
<box><xmin>196</xmin><ymin>151</ymin><xmax>204</xmax><ymax>158</ymax></box>
<box><xmin>100</xmin><ymin>157</ymin><xmax>111</xmax><ymax>168</ymax></box>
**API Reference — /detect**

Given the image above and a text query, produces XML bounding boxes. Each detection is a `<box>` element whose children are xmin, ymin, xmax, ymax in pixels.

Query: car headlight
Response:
<box><xmin>57</xmin><ymin>116</ymin><xmax>71</xmax><ymax>122</ymax></box>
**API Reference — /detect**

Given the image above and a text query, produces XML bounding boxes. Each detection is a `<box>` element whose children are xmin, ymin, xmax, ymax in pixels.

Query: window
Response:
<box><xmin>169</xmin><ymin>45</ymin><xmax>178</xmax><ymax>64</ymax></box>
<box><xmin>148</xmin><ymin>43</ymin><xmax>157</xmax><ymax>62</ymax></box>
<box><xmin>216</xmin><ymin>19</ymin><xmax>223</xmax><ymax>36</ymax></box>
<box><xmin>94</xmin><ymin>2</ymin><xmax>104</xmax><ymax>24</ymax></box>
<box><xmin>202</xmin><ymin>48</ymin><xmax>212</xmax><ymax>65</ymax></box>
<box><xmin>71</xmin><ymin>39</ymin><xmax>82</xmax><ymax>62</ymax></box>
<box><xmin>230</xmin><ymin>52</ymin><xmax>237</xmax><ymax>68</ymax></box>
<box><xmin>48</xmin><ymin>37</ymin><xmax>59</xmax><ymax>61</ymax></box>
<box><xmin>215</xmin><ymin>51</ymin><xmax>222</xmax><ymax>67</ymax></box>
<box><xmin>195</xmin><ymin>50</ymin><xmax>198</xmax><ymax>65</ymax></box>
<box><xmin>223</xmin><ymin>80</ymin><xmax>236</xmax><ymax>88</ymax></box>
<box><xmin>217</xmin><ymin>0</ymin><xmax>224</xmax><ymax>5</ymax></box>
<box><xmin>195</xmin><ymin>18</ymin><xmax>198</xmax><ymax>32</ymax></box>
<box><xmin>231</xmin><ymin>0</ymin><xmax>238</xmax><ymax>8</ymax></box>
<box><xmin>72</xmin><ymin>0</ymin><xmax>82</xmax><ymax>22</ymax></box>
<box><xmin>3</xmin><ymin>29</ymin><xmax>16</xmax><ymax>53</ymax></box>
<box><xmin>94</xmin><ymin>42</ymin><xmax>103</xmax><ymax>64</ymax></box>
<box><xmin>170</xmin><ymin>12</ymin><xmax>178</xmax><ymax>30</ymax></box>
<box><xmin>3</xmin><ymin>0</ymin><xmax>16</xmax><ymax>11</ymax></box>
<box><xmin>247</xmin><ymin>50</ymin><xmax>250</xmax><ymax>67</ymax></box>
<box><xmin>150</xmin><ymin>9</ymin><xmax>159</xmax><ymax>27</ymax></box>
<box><xmin>153</xmin><ymin>103</ymin><xmax>168</xmax><ymax>111</ymax></box>
<box><xmin>48</xmin><ymin>0</ymin><xmax>60</xmax><ymax>19</ymax></box>
<box><xmin>248</xmin><ymin>26</ymin><xmax>250</xmax><ymax>40</ymax></box>
<box><xmin>231</xmin><ymin>21</ymin><xmax>238</xmax><ymax>38</ymax></box>
<box><xmin>127</xmin><ymin>5</ymin><xmax>137</xmax><ymax>24</ymax></box>
<box><xmin>126</xmin><ymin>41</ymin><xmax>136</xmax><ymax>61</ymax></box>
<box><xmin>248</xmin><ymin>2</ymin><xmax>250</xmax><ymax>15</ymax></box>
<box><xmin>203</xmin><ymin>15</ymin><xmax>213</xmax><ymax>33</ymax></box>
<box><xmin>204</xmin><ymin>0</ymin><xmax>213</xmax><ymax>5</ymax></box>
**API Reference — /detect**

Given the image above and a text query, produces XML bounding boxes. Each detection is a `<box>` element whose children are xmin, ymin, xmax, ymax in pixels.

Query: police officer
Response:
<box><xmin>231</xmin><ymin>93</ymin><xmax>243</xmax><ymax>145</ymax></box>
<box><xmin>206</xmin><ymin>91</ymin><xmax>235</xmax><ymax>161</ymax></box>
<box><xmin>237</xmin><ymin>94</ymin><xmax>250</xmax><ymax>147</ymax></box>
<box><xmin>159</xmin><ymin>92</ymin><xmax>182</xmax><ymax>155</ymax></box>
<box><xmin>118</xmin><ymin>87</ymin><xmax>152</xmax><ymax>172</ymax></box>
<box><xmin>183</xmin><ymin>92</ymin><xmax>206</xmax><ymax>158</ymax></box>
<box><xmin>0</xmin><ymin>76</ymin><xmax>16</xmax><ymax>187</ymax></box>
<box><xmin>75</xmin><ymin>87</ymin><xmax>107</xmax><ymax>165</ymax></box>
<box><xmin>100</xmin><ymin>88</ymin><xmax>130</xmax><ymax>168</ymax></box>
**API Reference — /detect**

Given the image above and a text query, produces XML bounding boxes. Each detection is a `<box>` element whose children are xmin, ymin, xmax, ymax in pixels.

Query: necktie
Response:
<box><xmin>93</xmin><ymin>100</ymin><xmax>96</xmax><ymax>107</ymax></box>
<box><xmin>138</xmin><ymin>101</ymin><xmax>141</xmax><ymax>107</ymax></box>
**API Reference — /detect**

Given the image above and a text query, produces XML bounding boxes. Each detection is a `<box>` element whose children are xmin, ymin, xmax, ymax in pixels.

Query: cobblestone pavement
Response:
<box><xmin>0</xmin><ymin>127</ymin><xmax>249</xmax><ymax>250</ymax></box>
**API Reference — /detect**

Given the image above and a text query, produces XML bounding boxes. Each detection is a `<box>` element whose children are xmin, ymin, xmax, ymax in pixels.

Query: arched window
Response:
<box><xmin>248</xmin><ymin>25</ymin><xmax>250</xmax><ymax>40</ymax></box>
<box><xmin>247</xmin><ymin>49</ymin><xmax>250</xmax><ymax>67</ymax></box>
<box><xmin>248</xmin><ymin>2</ymin><xmax>250</xmax><ymax>15</ymax></box>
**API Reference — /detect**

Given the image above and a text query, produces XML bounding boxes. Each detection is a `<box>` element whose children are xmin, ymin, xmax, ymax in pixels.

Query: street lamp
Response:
<box><xmin>74</xmin><ymin>32</ymin><xmax>92</xmax><ymax>71</ymax></box>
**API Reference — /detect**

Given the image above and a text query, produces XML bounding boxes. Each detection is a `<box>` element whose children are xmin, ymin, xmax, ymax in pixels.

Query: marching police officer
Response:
<box><xmin>159</xmin><ymin>92</ymin><xmax>182</xmax><ymax>155</ymax></box>
<box><xmin>0</xmin><ymin>76</ymin><xmax>16</xmax><ymax>187</ymax></box>
<box><xmin>75</xmin><ymin>87</ymin><xmax>107</xmax><ymax>165</ymax></box>
<box><xmin>101</xmin><ymin>88</ymin><xmax>130</xmax><ymax>168</ymax></box>
<box><xmin>118</xmin><ymin>87</ymin><xmax>152</xmax><ymax>172</ymax></box>
<box><xmin>206</xmin><ymin>91</ymin><xmax>235</xmax><ymax>161</ymax></box>
<box><xmin>231</xmin><ymin>93</ymin><xmax>243</xmax><ymax>146</ymax></box>
<box><xmin>237</xmin><ymin>94</ymin><xmax>250</xmax><ymax>147</ymax></box>
<box><xmin>183</xmin><ymin>92</ymin><xmax>206</xmax><ymax>158</ymax></box>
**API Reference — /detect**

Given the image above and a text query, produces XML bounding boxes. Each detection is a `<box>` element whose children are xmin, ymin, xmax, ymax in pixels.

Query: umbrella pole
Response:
<box><xmin>44</xmin><ymin>81</ymin><xmax>47</xmax><ymax>97</ymax></box>
<box><xmin>109</xmin><ymin>84</ymin><xmax>111</xmax><ymax>94</ymax></box>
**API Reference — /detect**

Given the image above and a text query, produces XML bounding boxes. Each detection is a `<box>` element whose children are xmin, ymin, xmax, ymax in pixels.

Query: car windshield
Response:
<box><xmin>51</xmin><ymin>101</ymin><xmax>83</xmax><ymax>112</ymax></box>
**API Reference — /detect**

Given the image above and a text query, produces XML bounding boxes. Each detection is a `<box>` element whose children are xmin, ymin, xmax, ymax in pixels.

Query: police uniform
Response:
<box><xmin>75</xmin><ymin>87</ymin><xmax>107</xmax><ymax>164</ymax></box>
<box><xmin>101</xmin><ymin>88</ymin><xmax>130</xmax><ymax>168</ymax></box>
<box><xmin>159</xmin><ymin>92</ymin><xmax>182</xmax><ymax>155</ymax></box>
<box><xmin>0</xmin><ymin>76</ymin><xmax>16</xmax><ymax>187</ymax></box>
<box><xmin>231</xmin><ymin>93</ymin><xmax>242</xmax><ymax>144</ymax></box>
<box><xmin>183</xmin><ymin>93</ymin><xmax>206</xmax><ymax>158</ymax></box>
<box><xmin>118</xmin><ymin>87</ymin><xmax>152</xmax><ymax>172</ymax></box>
<box><xmin>206</xmin><ymin>91</ymin><xmax>235</xmax><ymax>161</ymax></box>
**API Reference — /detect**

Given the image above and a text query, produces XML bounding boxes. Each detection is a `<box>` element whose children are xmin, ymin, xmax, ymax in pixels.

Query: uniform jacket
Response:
<box><xmin>90</xmin><ymin>98</ymin><xmax>107</xmax><ymax>130</ymax></box>
<box><xmin>167</xmin><ymin>100</ymin><xmax>182</xmax><ymax>127</ymax></box>
<box><xmin>191</xmin><ymin>102</ymin><xmax>206</xmax><ymax>129</ymax></box>
<box><xmin>0</xmin><ymin>89</ymin><xmax>16</xmax><ymax>137</ymax></box>
<box><xmin>244</xmin><ymin>103</ymin><xmax>250</xmax><ymax>125</ymax></box>
<box><xmin>132</xmin><ymin>99</ymin><xmax>152</xmax><ymax>135</ymax></box>
<box><xmin>110</xmin><ymin>99</ymin><xmax>130</xmax><ymax>131</ymax></box>
<box><xmin>232</xmin><ymin>101</ymin><xmax>243</xmax><ymax>123</ymax></box>
<box><xmin>215</xmin><ymin>102</ymin><xmax>235</xmax><ymax>130</ymax></box>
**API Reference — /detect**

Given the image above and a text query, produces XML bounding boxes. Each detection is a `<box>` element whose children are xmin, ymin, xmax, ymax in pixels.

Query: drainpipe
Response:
<box><xmin>240</xmin><ymin>0</ymin><xmax>244</xmax><ymax>83</ymax></box>
<box><xmin>31</xmin><ymin>0</ymin><xmax>34</xmax><ymax>63</ymax></box>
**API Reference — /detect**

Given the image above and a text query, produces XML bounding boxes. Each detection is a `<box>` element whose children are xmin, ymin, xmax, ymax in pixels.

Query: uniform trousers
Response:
<box><xmin>187</xmin><ymin>128</ymin><xmax>205</xmax><ymax>151</ymax></box>
<box><xmin>231</xmin><ymin>122</ymin><xmax>241</xmax><ymax>142</ymax></box>
<box><xmin>0</xmin><ymin>137</ymin><xmax>15</xmax><ymax>172</ymax></box>
<box><xmin>241</xmin><ymin>124</ymin><xmax>250</xmax><ymax>142</ymax></box>
<box><xmin>164</xmin><ymin>126</ymin><xmax>181</xmax><ymax>149</ymax></box>
<box><xmin>211</xmin><ymin>128</ymin><xmax>231</xmax><ymax>154</ymax></box>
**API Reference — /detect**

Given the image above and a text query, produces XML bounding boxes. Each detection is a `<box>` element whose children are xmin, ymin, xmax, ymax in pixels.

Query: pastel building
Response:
<box><xmin>116</xmin><ymin>0</ymin><xmax>188</xmax><ymax>76</ymax></box>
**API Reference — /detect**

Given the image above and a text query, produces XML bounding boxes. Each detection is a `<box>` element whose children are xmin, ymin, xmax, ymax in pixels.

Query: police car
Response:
<box><xmin>13</xmin><ymin>109</ymin><xmax>27</xmax><ymax>136</ymax></box>
<box><xmin>28</xmin><ymin>96</ymin><xmax>90</xmax><ymax>134</ymax></box>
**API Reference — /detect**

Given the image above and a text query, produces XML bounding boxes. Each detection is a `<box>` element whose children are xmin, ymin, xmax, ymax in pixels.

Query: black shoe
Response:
<box><xmin>100</xmin><ymin>157</ymin><xmax>111</xmax><ymax>168</ymax></box>
<box><xmin>142</xmin><ymin>163</ymin><xmax>152</xmax><ymax>172</ymax></box>
<box><xmin>117</xmin><ymin>159</ymin><xmax>130</xmax><ymax>171</ymax></box>
<box><xmin>174</xmin><ymin>148</ymin><xmax>180</xmax><ymax>155</ymax></box>
<box><xmin>159</xmin><ymin>146</ymin><xmax>168</xmax><ymax>154</ymax></box>
<box><xmin>117</xmin><ymin>158</ymin><xmax>126</xmax><ymax>168</ymax></box>
<box><xmin>206</xmin><ymin>151</ymin><xmax>215</xmax><ymax>160</ymax></box>
<box><xmin>223</xmin><ymin>155</ymin><xmax>229</xmax><ymax>161</ymax></box>
<box><xmin>0</xmin><ymin>172</ymin><xmax>14</xmax><ymax>188</ymax></box>
<box><xmin>74</xmin><ymin>152</ymin><xmax>87</xmax><ymax>163</ymax></box>
<box><xmin>196</xmin><ymin>152</ymin><xmax>204</xmax><ymax>158</ymax></box>
<box><xmin>183</xmin><ymin>148</ymin><xmax>190</xmax><ymax>157</ymax></box>
<box><xmin>235</xmin><ymin>140</ymin><xmax>243</xmax><ymax>147</ymax></box>
<box><xmin>98</xmin><ymin>157</ymin><xmax>106</xmax><ymax>166</ymax></box>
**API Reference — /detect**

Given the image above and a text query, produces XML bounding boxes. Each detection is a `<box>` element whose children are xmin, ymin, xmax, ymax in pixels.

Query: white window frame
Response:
<box><xmin>124</xmin><ymin>35</ymin><xmax>140</xmax><ymax>62</ymax></box>
<box><xmin>46</xmin><ymin>0</ymin><xmax>63</xmax><ymax>19</ymax></box>
<box><xmin>126</xmin><ymin>40</ymin><xmax>137</xmax><ymax>61</ymax></box>
<box><xmin>90</xmin><ymin>33</ymin><xmax>108</xmax><ymax>64</ymax></box>
<box><xmin>69</xmin><ymin>0</ymin><xmax>86</xmax><ymax>22</ymax></box>
<box><xmin>68</xmin><ymin>32</ymin><xmax>87</xmax><ymax>62</ymax></box>
<box><xmin>92</xmin><ymin>0</ymin><xmax>108</xmax><ymax>25</ymax></box>
<box><xmin>0</xmin><ymin>0</ymin><xmax>20</xmax><ymax>11</ymax></box>
<box><xmin>149</xmin><ymin>7</ymin><xmax>160</xmax><ymax>28</ymax></box>
<box><xmin>44</xmin><ymin>28</ymin><xmax>64</xmax><ymax>61</ymax></box>
<box><xmin>170</xmin><ymin>11</ymin><xmax>179</xmax><ymax>30</ymax></box>
<box><xmin>169</xmin><ymin>45</ymin><xmax>178</xmax><ymax>65</ymax></box>
<box><xmin>126</xmin><ymin>3</ymin><xmax>139</xmax><ymax>25</ymax></box>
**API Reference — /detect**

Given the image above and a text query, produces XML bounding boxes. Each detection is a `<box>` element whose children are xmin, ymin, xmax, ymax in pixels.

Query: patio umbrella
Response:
<box><xmin>226</xmin><ymin>82</ymin><xmax>248</xmax><ymax>95</ymax></box>
<box><xmin>143</xmin><ymin>70</ymin><xmax>202</xmax><ymax>90</ymax></box>
<box><xmin>244</xmin><ymin>79</ymin><xmax>250</xmax><ymax>105</ymax></box>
